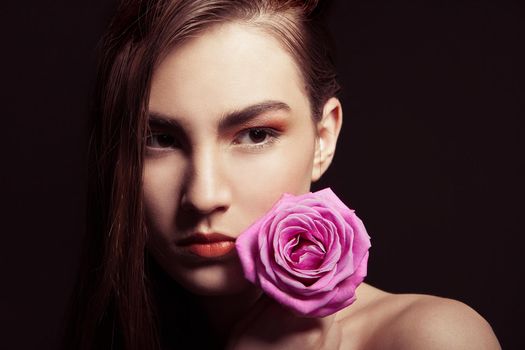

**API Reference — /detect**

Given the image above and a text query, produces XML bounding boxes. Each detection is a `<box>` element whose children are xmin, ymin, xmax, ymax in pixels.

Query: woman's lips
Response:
<box><xmin>187</xmin><ymin>241</ymin><xmax>236</xmax><ymax>258</ymax></box>
<box><xmin>177</xmin><ymin>233</ymin><xmax>236</xmax><ymax>258</ymax></box>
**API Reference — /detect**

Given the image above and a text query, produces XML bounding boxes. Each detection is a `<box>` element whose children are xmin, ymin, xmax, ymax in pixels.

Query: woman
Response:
<box><xmin>65</xmin><ymin>0</ymin><xmax>500</xmax><ymax>349</ymax></box>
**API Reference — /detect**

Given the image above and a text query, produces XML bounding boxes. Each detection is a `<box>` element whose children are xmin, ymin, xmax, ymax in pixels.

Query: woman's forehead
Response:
<box><xmin>148</xmin><ymin>22</ymin><xmax>310</xmax><ymax>123</ymax></box>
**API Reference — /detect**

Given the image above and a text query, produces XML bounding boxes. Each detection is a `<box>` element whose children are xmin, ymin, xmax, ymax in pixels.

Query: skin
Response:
<box><xmin>144</xmin><ymin>22</ymin><xmax>501</xmax><ymax>349</ymax></box>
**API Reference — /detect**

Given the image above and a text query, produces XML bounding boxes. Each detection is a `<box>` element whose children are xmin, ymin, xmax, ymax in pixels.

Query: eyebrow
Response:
<box><xmin>147</xmin><ymin>100</ymin><xmax>291</xmax><ymax>131</ymax></box>
<box><xmin>147</xmin><ymin>113</ymin><xmax>182</xmax><ymax>130</ymax></box>
<box><xmin>218</xmin><ymin>100</ymin><xmax>291</xmax><ymax>130</ymax></box>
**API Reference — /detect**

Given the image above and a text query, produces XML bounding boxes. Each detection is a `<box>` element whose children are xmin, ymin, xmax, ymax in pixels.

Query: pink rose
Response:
<box><xmin>235</xmin><ymin>188</ymin><xmax>371</xmax><ymax>318</ymax></box>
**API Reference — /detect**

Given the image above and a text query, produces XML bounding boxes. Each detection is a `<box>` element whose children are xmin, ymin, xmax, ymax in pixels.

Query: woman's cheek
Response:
<box><xmin>229</xmin><ymin>141</ymin><xmax>315</xmax><ymax>226</ymax></box>
<box><xmin>143</xmin><ymin>156</ymin><xmax>186</xmax><ymax>235</ymax></box>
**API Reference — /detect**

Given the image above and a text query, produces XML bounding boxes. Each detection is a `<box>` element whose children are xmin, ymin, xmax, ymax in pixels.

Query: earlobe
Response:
<box><xmin>311</xmin><ymin>97</ymin><xmax>343</xmax><ymax>182</ymax></box>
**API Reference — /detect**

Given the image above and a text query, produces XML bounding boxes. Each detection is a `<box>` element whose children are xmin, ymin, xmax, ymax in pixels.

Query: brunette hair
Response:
<box><xmin>64</xmin><ymin>0</ymin><xmax>339</xmax><ymax>349</ymax></box>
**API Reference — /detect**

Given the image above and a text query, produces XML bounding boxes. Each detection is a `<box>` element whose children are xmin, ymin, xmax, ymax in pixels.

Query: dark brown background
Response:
<box><xmin>1</xmin><ymin>0</ymin><xmax>523</xmax><ymax>348</ymax></box>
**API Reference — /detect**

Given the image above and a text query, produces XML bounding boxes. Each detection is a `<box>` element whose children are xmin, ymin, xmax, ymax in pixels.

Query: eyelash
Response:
<box><xmin>145</xmin><ymin>127</ymin><xmax>281</xmax><ymax>152</ymax></box>
<box><xmin>233</xmin><ymin>127</ymin><xmax>280</xmax><ymax>149</ymax></box>
<box><xmin>146</xmin><ymin>132</ymin><xmax>181</xmax><ymax>150</ymax></box>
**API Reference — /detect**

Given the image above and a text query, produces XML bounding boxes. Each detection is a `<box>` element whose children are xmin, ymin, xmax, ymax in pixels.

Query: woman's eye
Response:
<box><xmin>233</xmin><ymin>128</ymin><xmax>278</xmax><ymax>147</ymax></box>
<box><xmin>146</xmin><ymin>133</ymin><xmax>180</xmax><ymax>149</ymax></box>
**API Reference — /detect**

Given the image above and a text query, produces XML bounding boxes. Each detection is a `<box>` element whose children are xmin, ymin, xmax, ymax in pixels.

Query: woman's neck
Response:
<box><xmin>193</xmin><ymin>286</ymin><xmax>265</xmax><ymax>343</ymax></box>
<box><xmin>149</xmin><ymin>261</ymin><xmax>265</xmax><ymax>348</ymax></box>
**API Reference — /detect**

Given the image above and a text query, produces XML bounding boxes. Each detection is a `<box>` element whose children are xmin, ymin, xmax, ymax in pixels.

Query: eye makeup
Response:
<box><xmin>232</xmin><ymin>127</ymin><xmax>282</xmax><ymax>150</ymax></box>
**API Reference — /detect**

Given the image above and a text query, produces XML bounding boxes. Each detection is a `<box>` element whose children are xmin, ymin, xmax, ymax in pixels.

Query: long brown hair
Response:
<box><xmin>64</xmin><ymin>1</ymin><xmax>339</xmax><ymax>349</ymax></box>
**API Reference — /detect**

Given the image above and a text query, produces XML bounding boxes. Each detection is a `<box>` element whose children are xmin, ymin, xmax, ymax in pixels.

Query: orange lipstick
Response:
<box><xmin>178</xmin><ymin>233</ymin><xmax>236</xmax><ymax>258</ymax></box>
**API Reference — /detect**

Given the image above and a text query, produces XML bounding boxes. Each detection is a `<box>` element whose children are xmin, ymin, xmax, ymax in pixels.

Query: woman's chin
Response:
<box><xmin>168</xmin><ymin>260</ymin><xmax>253</xmax><ymax>296</ymax></box>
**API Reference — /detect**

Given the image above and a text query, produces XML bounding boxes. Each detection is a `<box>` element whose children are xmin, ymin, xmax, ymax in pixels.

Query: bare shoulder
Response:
<box><xmin>336</xmin><ymin>284</ymin><xmax>501</xmax><ymax>350</ymax></box>
<box><xmin>379</xmin><ymin>293</ymin><xmax>501</xmax><ymax>350</ymax></box>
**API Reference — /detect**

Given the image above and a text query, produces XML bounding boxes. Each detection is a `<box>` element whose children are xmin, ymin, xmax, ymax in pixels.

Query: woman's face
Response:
<box><xmin>144</xmin><ymin>23</ymin><xmax>319</xmax><ymax>296</ymax></box>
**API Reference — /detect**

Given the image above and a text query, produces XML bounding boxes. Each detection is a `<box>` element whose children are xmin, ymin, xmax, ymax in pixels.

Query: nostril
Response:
<box><xmin>176</xmin><ymin>192</ymin><xmax>229</xmax><ymax>231</ymax></box>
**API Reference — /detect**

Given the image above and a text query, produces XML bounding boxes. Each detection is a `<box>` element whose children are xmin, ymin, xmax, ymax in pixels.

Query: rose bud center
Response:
<box><xmin>289</xmin><ymin>234</ymin><xmax>326</xmax><ymax>270</ymax></box>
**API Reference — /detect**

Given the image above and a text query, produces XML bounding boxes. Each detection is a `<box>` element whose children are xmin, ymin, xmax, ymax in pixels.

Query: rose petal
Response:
<box><xmin>311</xmin><ymin>251</ymin><xmax>369</xmax><ymax>317</ymax></box>
<box><xmin>258</xmin><ymin>273</ymin><xmax>339</xmax><ymax>316</ymax></box>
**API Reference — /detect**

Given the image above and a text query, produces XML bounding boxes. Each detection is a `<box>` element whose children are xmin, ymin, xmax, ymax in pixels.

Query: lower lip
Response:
<box><xmin>186</xmin><ymin>241</ymin><xmax>236</xmax><ymax>258</ymax></box>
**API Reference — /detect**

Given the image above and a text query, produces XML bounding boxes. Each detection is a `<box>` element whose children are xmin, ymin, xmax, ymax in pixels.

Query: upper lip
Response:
<box><xmin>176</xmin><ymin>232</ymin><xmax>236</xmax><ymax>246</ymax></box>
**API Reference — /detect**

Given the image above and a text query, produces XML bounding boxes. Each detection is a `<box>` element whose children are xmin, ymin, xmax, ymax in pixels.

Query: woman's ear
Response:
<box><xmin>312</xmin><ymin>97</ymin><xmax>343</xmax><ymax>182</ymax></box>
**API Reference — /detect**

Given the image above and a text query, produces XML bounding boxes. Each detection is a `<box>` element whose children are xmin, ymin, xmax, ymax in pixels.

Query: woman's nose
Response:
<box><xmin>181</xmin><ymin>147</ymin><xmax>231</xmax><ymax>216</ymax></box>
